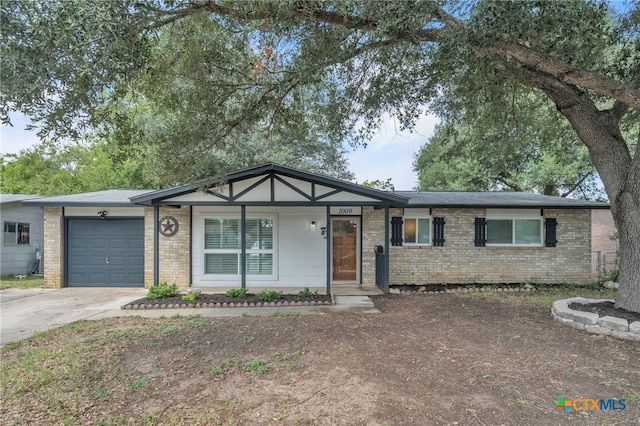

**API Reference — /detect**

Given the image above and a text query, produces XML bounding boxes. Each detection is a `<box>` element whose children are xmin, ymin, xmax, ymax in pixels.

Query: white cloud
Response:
<box><xmin>346</xmin><ymin>112</ymin><xmax>440</xmax><ymax>189</ymax></box>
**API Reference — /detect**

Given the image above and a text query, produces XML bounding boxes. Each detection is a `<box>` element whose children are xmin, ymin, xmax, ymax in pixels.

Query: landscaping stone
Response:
<box><xmin>585</xmin><ymin>324</ymin><xmax>612</xmax><ymax>335</ymax></box>
<box><xmin>599</xmin><ymin>315</ymin><xmax>628</xmax><ymax>332</ymax></box>
<box><xmin>630</xmin><ymin>321</ymin><xmax>640</xmax><ymax>334</ymax></box>
<box><xmin>602</xmin><ymin>281</ymin><xmax>619</xmax><ymax>289</ymax></box>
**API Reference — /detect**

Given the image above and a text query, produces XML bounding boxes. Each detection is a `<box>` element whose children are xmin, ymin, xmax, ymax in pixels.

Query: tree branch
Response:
<box><xmin>487</xmin><ymin>42</ymin><xmax>640</xmax><ymax>111</ymax></box>
<box><xmin>560</xmin><ymin>173</ymin><xmax>591</xmax><ymax>197</ymax></box>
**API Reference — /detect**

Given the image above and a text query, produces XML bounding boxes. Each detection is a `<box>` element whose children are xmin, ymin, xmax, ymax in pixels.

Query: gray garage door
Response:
<box><xmin>67</xmin><ymin>219</ymin><xmax>144</xmax><ymax>287</ymax></box>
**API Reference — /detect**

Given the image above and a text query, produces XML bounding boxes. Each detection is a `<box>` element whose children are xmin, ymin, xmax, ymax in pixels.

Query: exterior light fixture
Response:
<box><xmin>320</xmin><ymin>226</ymin><xmax>327</xmax><ymax>237</ymax></box>
<box><xmin>98</xmin><ymin>211</ymin><xmax>108</xmax><ymax>219</ymax></box>
<box><xmin>310</xmin><ymin>220</ymin><xmax>317</xmax><ymax>230</ymax></box>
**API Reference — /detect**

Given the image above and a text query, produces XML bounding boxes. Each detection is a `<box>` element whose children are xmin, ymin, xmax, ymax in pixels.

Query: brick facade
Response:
<box><xmin>363</xmin><ymin>208</ymin><xmax>593</xmax><ymax>286</ymax></box>
<box><xmin>43</xmin><ymin>207</ymin><xmax>63</xmax><ymax>288</ymax></box>
<box><xmin>144</xmin><ymin>206</ymin><xmax>191</xmax><ymax>288</ymax></box>
<box><xmin>591</xmin><ymin>209</ymin><xmax>618</xmax><ymax>276</ymax></box>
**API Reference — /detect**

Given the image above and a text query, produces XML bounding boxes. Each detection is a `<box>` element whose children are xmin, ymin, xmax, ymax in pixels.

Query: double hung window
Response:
<box><xmin>203</xmin><ymin>217</ymin><xmax>274</xmax><ymax>276</ymax></box>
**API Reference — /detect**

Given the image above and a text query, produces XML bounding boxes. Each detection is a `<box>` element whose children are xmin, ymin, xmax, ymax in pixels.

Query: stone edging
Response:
<box><xmin>551</xmin><ymin>297</ymin><xmax>640</xmax><ymax>342</ymax></box>
<box><xmin>390</xmin><ymin>286</ymin><xmax>537</xmax><ymax>294</ymax></box>
<box><xmin>122</xmin><ymin>299</ymin><xmax>334</xmax><ymax>310</ymax></box>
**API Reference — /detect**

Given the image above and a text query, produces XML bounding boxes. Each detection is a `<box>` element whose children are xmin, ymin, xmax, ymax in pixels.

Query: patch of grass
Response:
<box><xmin>257</xmin><ymin>290</ymin><xmax>282</xmax><ymax>302</ymax></box>
<box><xmin>129</xmin><ymin>377</ymin><xmax>150</xmax><ymax>390</ymax></box>
<box><xmin>0</xmin><ymin>274</ymin><xmax>44</xmax><ymax>290</ymax></box>
<box><xmin>243</xmin><ymin>359</ymin><xmax>269</xmax><ymax>374</ymax></box>
<box><xmin>272</xmin><ymin>311</ymin><xmax>300</xmax><ymax>317</ymax></box>
<box><xmin>146</xmin><ymin>282</ymin><xmax>178</xmax><ymax>299</ymax></box>
<box><xmin>467</xmin><ymin>283</ymin><xmax>617</xmax><ymax>308</ymax></box>
<box><xmin>226</xmin><ymin>288</ymin><xmax>247</xmax><ymax>298</ymax></box>
<box><xmin>210</xmin><ymin>360</ymin><xmax>235</xmax><ymax>376</ymax></box>
<box><xmin>94</xmin><ymin>388</ymin><xmax>110</xmax><ymax>400</ymax></box>
<box><xmin>244</xmin><ymin>336</ymin><xmax>255</xmax><ymax>344</ymax></box>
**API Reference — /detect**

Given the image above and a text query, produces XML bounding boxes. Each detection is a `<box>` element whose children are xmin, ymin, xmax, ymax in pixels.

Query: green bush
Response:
<box><xmin>181</xmin><ymin>292</ymin><xmax>199</xmax><ymax>302</ymax></box>
<box><xmin>298</xmin><ymin>287</ymin><xmax>318</xmax><ymax>297</ymax></box>
<box><xmin>226</xmin><ymin>288</ymin><xmax>247</xmax><ymax>298</ymax></box>
<box><xmin>146</xmin><ymin>283</ymin><xmax>178</xmax><ymax>299</ymax></box>
<box><xmin>258</xmin><ymin>290</ymin><xmax>282</xmax><ymax>302</ymax></box>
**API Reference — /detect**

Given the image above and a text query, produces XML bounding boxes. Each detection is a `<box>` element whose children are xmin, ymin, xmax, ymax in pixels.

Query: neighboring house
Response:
<box><xmin>0</xmin><ymin>194</ymin><xmax>44</xmax><ymax>275</ymax></box>
<box><xmin>26</xmin><ymin>164</ymin><xmax>609</xmax><ymax>291</ymax></box>
<box><xmin>591</xmin><ymin>209</ymin><xmax>619</xmax><ymax>276</ymax></box>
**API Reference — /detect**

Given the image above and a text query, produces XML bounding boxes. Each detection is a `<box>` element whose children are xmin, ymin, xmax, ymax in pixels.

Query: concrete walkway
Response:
<box><xmin>0</xmin><ymin>288</ymin><xmax>379</xmax><ymax>347</ymax></box>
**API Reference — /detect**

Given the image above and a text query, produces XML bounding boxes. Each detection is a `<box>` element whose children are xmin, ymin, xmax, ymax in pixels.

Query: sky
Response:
<box><xmin>0</xmin><ymin>112</ymin><xmax>440</xmax><ymax>191</ymax></box>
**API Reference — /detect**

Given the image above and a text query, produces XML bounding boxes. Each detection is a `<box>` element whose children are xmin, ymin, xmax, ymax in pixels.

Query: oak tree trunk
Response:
<box><xmin>543</xmin><ymin>88</ymin><xmax>640</xmax><ymax>313</ymax></box>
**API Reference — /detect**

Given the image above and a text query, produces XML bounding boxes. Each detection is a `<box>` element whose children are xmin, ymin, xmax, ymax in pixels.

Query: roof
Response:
<box><xmin>396</xmin><ymin>191</ymin><xmax>609</xmax><ymax>209</ymax></box>
<box><xmin>0</xmin><ymin>194</ymin><xmax>41</xmax><ymax>205</ymax></box>
<box><xmin>23</xmin><ymin>190</ymin><xmax>152</xmax><ymax>207</ymax></box>
<box><xmin>130</xmin><ymin>163</ymin><xmax>410</xmax><ymax>206</ymax></box>
<box><xmin>15</xmin><ymin>165</ymin><xmax>610</xmax><ymax>210</ymax></box>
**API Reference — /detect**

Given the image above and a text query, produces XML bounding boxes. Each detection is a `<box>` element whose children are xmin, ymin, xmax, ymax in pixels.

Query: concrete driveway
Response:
<box><xmin>0</xmin><ymin>287</ymin><xmax>147</xmax><ymax>347</ymax></box>
<box><xmin>0</xmin><ymin>288</ymin><xmax>378</xmax><ymax>347</ymax></box>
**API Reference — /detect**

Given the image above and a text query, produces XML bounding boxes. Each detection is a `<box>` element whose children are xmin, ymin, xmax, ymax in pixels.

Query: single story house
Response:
<box><xmin>0</xmin><ymin>194</ymin><xmax>44</xmax><ymax>275</ymax></box>
<box><xmin>25</xmin><ymin>164</ymin><xmax>609</xmax><ymax>292</ymax></box>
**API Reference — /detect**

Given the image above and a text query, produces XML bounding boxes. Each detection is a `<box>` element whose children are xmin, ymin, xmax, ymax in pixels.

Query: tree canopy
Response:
<box><xmin>414</xmin><ymin>92</ymin><xmax>605</xmax><ymax>199</ymax></box>
<box><xmin>0</xmin><ymin>140</ymin><xmax>153</xmax><ymax>195</ymax></box>
<box><xmin>2</xmin><ymin>0</ymin><xmax>640</xmax><ymax>311</ymax></box>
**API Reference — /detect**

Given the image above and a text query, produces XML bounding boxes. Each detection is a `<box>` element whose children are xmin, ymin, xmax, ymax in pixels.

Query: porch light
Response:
<box><xmin>309</xmin><ymin>220</ymin><xmax>317</xmax><ymax>230</ymax></box>
<box><xmin>320</xmin><ymin>226</ymin><xmax>327</xmax><ymax>237</ymax></box>
<box><xmin>97</xmin><ymin>211</ymin><xmax>108</xmax><ymax>219</ymax></box>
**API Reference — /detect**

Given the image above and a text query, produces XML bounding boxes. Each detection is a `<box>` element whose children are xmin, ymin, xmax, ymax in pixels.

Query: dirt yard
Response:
<box><xmin>2</xmin><ymin>292</ymin><xmax>639</xmax><ymax>425</ymax></box>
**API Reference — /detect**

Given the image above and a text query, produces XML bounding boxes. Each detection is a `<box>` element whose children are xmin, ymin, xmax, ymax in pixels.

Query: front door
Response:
<box><xmin>331</xmin><ymin>218</ymin><xmax>360</xmax><ymax>282</ymax></box>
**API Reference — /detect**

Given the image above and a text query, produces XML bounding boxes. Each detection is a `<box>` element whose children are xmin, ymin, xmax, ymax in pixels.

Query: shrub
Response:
<box><xmin>226</xmin><ymin>288</ymin><xmax>248</xmax><ymax>298</ymax></box>
<box><xmin>147</xmin><ymin>283</ymin><xmax>178</xmax><ymax>299</ymax></box>
<box><xmin>258</xmin><ymin>290</ymin><xmax>282</xmax><ymax>302</ymax></box>
<box><xmin>298</xmin><ymin>287</ymin><xmax>318</xmax><ymax>297</ymax></box>
<box><xmin>181</xmin><ymin>293</ymin><xmax>199</xmax><ymax>302</ymax></box>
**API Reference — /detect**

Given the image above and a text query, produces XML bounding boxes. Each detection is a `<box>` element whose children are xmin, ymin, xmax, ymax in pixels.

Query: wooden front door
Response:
<box><xmin>332</xmin><ymin>219</ymin><xmax>358</xmax><ymax>281</ymax></box>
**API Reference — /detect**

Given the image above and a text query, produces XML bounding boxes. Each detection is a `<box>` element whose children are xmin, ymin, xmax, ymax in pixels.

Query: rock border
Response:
<box><xmin>551</xmin><ymin>297</ymin><xmax>640</xmax><ymax>341</ymax></box>
<box><xmin>122</xmin><ymin>299</ymin><xmax>334</xmax><ymax>310</ymax></box>
<box><xmin>390</xmin><ymin>285</ymin><xmax>537</xmax><ymax>294</ymax></box>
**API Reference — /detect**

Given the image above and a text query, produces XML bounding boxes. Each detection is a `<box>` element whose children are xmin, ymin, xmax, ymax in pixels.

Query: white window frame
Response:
<box><xmin>3</xmin><ymin>221</ymin><xmax>30</xmax><ymax>245</ymax></box>
<box><xmin>403</xmin><ymin>208</ymin><xmax>431</xmax><ymax>246</ymax></box>
<box><xmin>485</xmin><ymin>209</ymin><xmax>543</xmax><ymax>247</ymax></box>
<box><xmin>202</xmin><ymin>215</ymin><xmax>277</xmax><ymax>279</ymax></box>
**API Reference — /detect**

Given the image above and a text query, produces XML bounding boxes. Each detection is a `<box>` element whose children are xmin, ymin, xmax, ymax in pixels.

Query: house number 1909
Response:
<box><xmin>338</xmin><ymin>208</ymin><xmax>353</xmax><ymax>214</ymax></box>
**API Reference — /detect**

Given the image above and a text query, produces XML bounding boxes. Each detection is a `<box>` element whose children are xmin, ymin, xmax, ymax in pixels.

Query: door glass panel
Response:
<box><xmin>332</xmin><ymin>220</ymin><xmax>357</xmax><ymax>281</ymax></box>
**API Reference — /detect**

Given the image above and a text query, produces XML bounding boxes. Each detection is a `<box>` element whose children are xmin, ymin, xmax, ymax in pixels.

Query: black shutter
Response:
<box><xmin>545</xmin><ymin>218</ymin><xmax>558</xmax><ymax>247</ymax></box>
<box><xmin>432</xmin><ymin>217</ymin><xmax>445</xmax><ymax>246</ymax></box>
<box><xmin>391</xmin><ymin>216</ymin><xmax>403</xmax><ymax>246</ymax></box>
<box><xmin>474</xmin><ymin>217</ymin><xmax>487</xmax><ymax>247</ymax></box>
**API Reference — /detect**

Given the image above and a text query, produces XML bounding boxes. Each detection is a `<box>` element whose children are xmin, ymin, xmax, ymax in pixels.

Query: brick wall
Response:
<box><xmin>43</xmin><ymin>207</ymin><xmax>63</xmax><ymax>288</ymax></box>
<box><xmin>363</xmin><ymin>208</ymin><xmax>593</xmax><ymax>286</ymax></box>
<box><xmin>144</xmin><ymin>206</ymin><xmax>191</xmax><ymax>288</ymax></box>
<box><xmin>591</xmin><ymin>209</ymin><xmax>618</xmax><ymax>276</ymax></box>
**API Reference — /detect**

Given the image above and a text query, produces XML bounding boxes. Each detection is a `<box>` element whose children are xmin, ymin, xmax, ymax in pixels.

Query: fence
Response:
<box><xmin>592</xmin><ymin>250</ymin><xmax>618</xmax><ymax>278</ymax></box>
